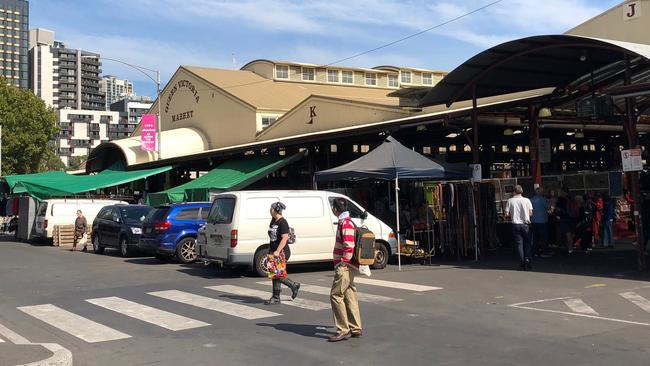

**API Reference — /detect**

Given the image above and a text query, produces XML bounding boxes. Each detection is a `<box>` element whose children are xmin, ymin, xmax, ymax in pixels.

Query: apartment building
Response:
<box><xmin>101</xmin><ymin>75</ymin><xmax>134</xmax><ymax>110</ymax></box>
<box><xmin>0</xmin><ymin>0</ymin><xmax>28</xmax><ymax>88</ymax></box>
<box><xmin>29</xmin><ymin>28</ymin><xmax>105</xmax><ymax>110</ymax></box>
<box><xmin>56</xmin><ymin>109</ymin><xmax>119</xmax><ymax>166</ymax></box>
<box><xmin>109</xmin><ymin>95</ymin><xmax>152</xmax><ymax>139</ymax></box>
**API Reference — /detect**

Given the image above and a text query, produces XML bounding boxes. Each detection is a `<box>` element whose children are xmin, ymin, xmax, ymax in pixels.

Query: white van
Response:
<box><xmin>34</xmin><ymin>199</ymin><xmax>128</xmax><ymax>240</ymax></box>
<box><xmin>196</xmin><ymin>190</ymin><xmax>397</xmax><ymax>276</ymax></box>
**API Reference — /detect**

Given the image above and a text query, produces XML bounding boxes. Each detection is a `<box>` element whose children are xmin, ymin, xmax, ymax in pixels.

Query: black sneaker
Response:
<box><xmin>525</xmin><ymin>259</ymin><xmax>532</xmax><ymax>270</ymax></box>
<box><xmin>264</xmin><ymin>297</ymin><xmax>281</xmax><ymax>305</ymax></box>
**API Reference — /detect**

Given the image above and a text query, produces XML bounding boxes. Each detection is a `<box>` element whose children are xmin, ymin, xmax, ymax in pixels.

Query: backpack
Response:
<box><xmin>350</xmin><ymin>221</ymin><xmax>376</xmax><ymax>266</ymax></box>
<box><xmin>288</xmin><ymin>227</ymin><xmax>296</xmax><ymax>244</ymax></box>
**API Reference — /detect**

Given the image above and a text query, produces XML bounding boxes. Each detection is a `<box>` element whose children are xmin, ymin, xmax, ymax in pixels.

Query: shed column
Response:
<box><xmin>529</xmin><ymin>106</ymin><xmax>541</xmax><ymax>188</ymax></box>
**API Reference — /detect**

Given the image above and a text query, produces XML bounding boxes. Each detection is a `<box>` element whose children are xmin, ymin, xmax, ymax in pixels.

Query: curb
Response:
<box><xmin>0</xmin><ymin>323</ymin><xmax>73</xmax><ymax>366</ymax></box>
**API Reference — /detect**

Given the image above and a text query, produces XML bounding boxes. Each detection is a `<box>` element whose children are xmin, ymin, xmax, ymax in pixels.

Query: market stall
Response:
<box><xmin>314</xmin><ymin>136</ymin><xmax>471</xmax><ymax>270</ymax></box>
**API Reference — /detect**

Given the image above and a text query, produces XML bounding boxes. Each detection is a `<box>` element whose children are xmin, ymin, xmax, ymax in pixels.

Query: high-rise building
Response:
<box><xmin>29</xmin><ymin>28</ymin><xmax>105</xmax><ymax>110</ymax></box>
<box><xmin>101</xmin><ymin>75</ymin><xmax>134</xmax><ymax>110</ymax></box>
<box><xmin>109</xmin><ymin>95</ymin><xmax>152</xmax><ymax>139</ymax></box>
<box><xmin>1</xmin><ymin>0</ymin><xmax>29</xmax><ymax>88</ymax></box>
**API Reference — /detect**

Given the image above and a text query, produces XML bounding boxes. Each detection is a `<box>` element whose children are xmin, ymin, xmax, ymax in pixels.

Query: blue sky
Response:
<box><xmin>31</xmin><ymin>0</ymin><xmax>619</xmax><ymax>97</ymax></box>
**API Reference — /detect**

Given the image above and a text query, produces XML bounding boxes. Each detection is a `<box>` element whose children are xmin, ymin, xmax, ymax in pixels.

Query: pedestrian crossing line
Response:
<box><xmin>86</xmin><ymin>296</ymin><xmax>211</xmax><ymax>331</ymax></box>
<box><xmin>354</xmin><ymin>278</ymin><xmax>443</xmax><ymax>292</ymax></box>
<box><xmin>206</xmin><ymin>285</ymin><xmax>330</xmax><ymax>311</ymax></box>
<box><xmin>256</xmin><ymin>282</ymin><xmax>402</xmax><ymax>303</ymax></box>
<box><xmin>148</xmin><ymin>290</ymin><xmax>281</xmax><ymax>320</ymax></box>
<box><xmin>563</xmin><ymin>298</ymin><xmax>600</xmax><ymax>316</ymax></box>
<box><xmin>17</xmin><ymin>304</ymin><xmax>131</xmax><ymax>343</ymax></box>
<box><xmin>620</xmin><ymin>292</ymin><xmax>650</xmax><ymax>313</ymax></box>
<box><xmin>0</xmin><ymin>336</ymin><xmax>4</xmax><ymax>342</ymax></box>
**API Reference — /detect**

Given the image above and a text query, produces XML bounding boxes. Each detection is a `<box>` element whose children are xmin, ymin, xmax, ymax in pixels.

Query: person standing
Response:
<box><xmin>329</xmin><ymin>198</ymin><xmax>362</xmax><ymax>342</ymax></box>
<box><xmin>603</xmin><ymin>193</ymin><xmax>615</xmax><ymax>248</ymax></box>
<box><xmin>72</xmin><ymin>210</ymin><xmax>88</xmax><ymax>252</ymax></box>
<box><xmin>264</xmin><ymin>202</ymin><xmax>300</xmax><ymax>305</ymax></box>
<box><xmin>505</xmin><ymin>185</ymin><xmax>533</xmax><ymax>270</ymax></box>
<box><xmin>530</xmin><ymin>188</ymin><xmax>550</xmax><ymax>256</ymax></box>
<box><xmin>576</xmin><ymin>194</ymin><xmax>596</xmax><ymax>253</ymax></box>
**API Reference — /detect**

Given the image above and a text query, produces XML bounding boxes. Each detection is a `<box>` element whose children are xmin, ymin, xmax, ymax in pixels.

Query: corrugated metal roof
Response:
<box><xmin>420</xmin><ymin>35</ymin><xmax>650</xmax><ymax>107</ymax></box>
<box><xmin>183</xmin><ymin>66</ymin><xmax>399</xmax><ymax>110</ymax></box>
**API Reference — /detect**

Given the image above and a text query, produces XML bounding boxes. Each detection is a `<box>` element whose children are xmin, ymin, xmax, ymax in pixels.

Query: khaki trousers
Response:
<box><xmin>330</xmin><ymin>265</ymin><xmax>362</xmax><ymax>333</ymax></box>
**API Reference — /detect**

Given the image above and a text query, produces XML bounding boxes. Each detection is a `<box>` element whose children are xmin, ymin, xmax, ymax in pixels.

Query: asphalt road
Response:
<box><xmin>2</xmin><ymin>237</ymin><xmax>650</xmax><ymax>366</ymax></box>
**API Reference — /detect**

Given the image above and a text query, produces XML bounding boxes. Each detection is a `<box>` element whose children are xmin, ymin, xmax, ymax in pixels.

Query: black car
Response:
<box><xmin>92</xmin><ymin>205</ymin><xmax>154</xmax><ymax>257</ymax></box>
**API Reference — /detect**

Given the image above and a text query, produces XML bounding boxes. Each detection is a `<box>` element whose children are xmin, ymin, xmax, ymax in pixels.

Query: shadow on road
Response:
<box><xmin>256</xmin><ymin>323</ymin><xmax>333</xmax><ymax>339</ymax></box>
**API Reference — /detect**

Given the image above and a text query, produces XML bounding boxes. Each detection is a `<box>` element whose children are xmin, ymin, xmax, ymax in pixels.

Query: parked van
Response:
<box><xmin>196</xmin><ymin>190</ymin><xmax>397</xmax><ymax>276</ymax></box>
<box><xmin>34</xmin><ymin>199</ymin><xmax>128</xmax><ymax>240</ymax></box>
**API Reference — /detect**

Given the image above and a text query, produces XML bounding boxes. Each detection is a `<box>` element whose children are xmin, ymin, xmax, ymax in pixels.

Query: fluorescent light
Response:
<box><xmin>566</xmin><ymin>132</ymin><xmax>575</xmax><ymax>136</ymax></box>
<box><xmin>512</xmin><ymin>129</ymin><xmax>523</xmax><ymax>135</ymax></box>
<box><xmin>503</xmin><ymin>128</ymin><xmax>514</xmax><ymax>136</ymax></box>
<box><xmin>446</xmin><ymin>133</ymin><xmax>459</xmax><ymax>138</ymax></box>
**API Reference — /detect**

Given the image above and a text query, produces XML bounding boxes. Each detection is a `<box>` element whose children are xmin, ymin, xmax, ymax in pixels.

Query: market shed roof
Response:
<box><xmin>420</xmin><ymin>35</ymin><xmax>650</xmax><ymax>107</ymax></box>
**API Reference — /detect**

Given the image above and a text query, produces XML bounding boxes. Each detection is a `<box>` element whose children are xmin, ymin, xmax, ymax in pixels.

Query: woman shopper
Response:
<box><xmin>264</xmin><ymin>202</ymin><xmax>300</xmax><ymax>305</ymax></box>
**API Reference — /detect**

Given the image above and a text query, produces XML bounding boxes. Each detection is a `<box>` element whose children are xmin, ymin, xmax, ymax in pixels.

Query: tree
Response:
<box><xmin>39</xmin><ymin>144</ymin><xmax>66</xmax><ymax>172</ymax></box>
<box><xmin>67</xmin><ymin>155</ymin><xmax>87</xmax><ymax>171</ymax></box>
<box><xmin>0</xmin><ymin>78</ymin><xmax>59</xmax><ymax>175</ymax></box>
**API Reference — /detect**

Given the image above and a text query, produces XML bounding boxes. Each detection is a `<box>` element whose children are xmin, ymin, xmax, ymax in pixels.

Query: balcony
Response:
<box><xmin>58</xmin><ymin>148</ymin><xmax>72</xmax><ymax>155</ymax></box>
<box><xmin>83</xmin><ymin>58</ymin><xmax>100</xmax><ymax>66</ymax></box>
<box><xmin>89</xmin><ymin>124</ymin><xmax>101</xmax><ymax>132</ymax></box>
<box><xmin>82</xmin><ymin>74</ymin><xmax>101</xmax><ymax>81</ymax></box>
<box><xmin>58</xmin><ymin>85</ymin><xmax>76</xmax><ymax>92</ymax></box>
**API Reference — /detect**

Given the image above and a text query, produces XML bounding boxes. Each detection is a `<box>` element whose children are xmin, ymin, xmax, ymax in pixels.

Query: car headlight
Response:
<box><xmin>131</xmin><ymin>227</ymin><xmax>142</xmax><ymax>235</ymax></box>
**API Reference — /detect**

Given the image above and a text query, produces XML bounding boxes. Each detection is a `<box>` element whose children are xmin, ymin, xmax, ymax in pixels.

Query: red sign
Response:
<box><xmin>141</xmin><ymin>114</ymin><xmax>157</xmax><ymax>152</ymax></box>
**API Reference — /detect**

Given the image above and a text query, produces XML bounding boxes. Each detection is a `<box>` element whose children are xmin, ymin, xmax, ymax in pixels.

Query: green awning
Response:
<box><xmin>147</xmin><ymin>153</ymin><xmax>304</xmax><ymax>205</ymax></box>
<box><xmin>8</xmin><ymin>164</ymin><xmax>172</xmax><ymax>201</ymax></box>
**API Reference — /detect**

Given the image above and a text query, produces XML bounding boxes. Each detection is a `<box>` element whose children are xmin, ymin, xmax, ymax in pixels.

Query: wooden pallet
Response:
<box><xmin>53</xmin><ymin>225</ymin><xmax>91</xmax><ymax>247</ymax></box>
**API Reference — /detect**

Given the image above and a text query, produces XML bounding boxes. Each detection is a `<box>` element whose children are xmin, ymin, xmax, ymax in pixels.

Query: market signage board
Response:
<box><xmin>141</xmin><ymin>114</ymin><xmax>157</xmax><ymax>152</ymax></box>
<box><xmin>621</xmin><ymin>148</ymin><xmax>643</xmax><ymax>172</ymax></box>
<box><xmin>539</xmin><ymin>138</ymin><xmax>551</xmax><ymax>163</ymax></box>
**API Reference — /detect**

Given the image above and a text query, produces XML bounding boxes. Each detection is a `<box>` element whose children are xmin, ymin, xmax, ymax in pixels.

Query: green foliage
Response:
<box><xmin>40</xmin><ymin>145</ymin><xmax>66</xmax><ymax>172</ymax></box>
<box><xmin>0</xmin><ymin>78</ymin><xmax>59</xmax><ymax>175</ymax></box>
<box><xmin>67</xmin><ymin>155</ymin><xmax>87</xmax><ymax>171</ymax></box>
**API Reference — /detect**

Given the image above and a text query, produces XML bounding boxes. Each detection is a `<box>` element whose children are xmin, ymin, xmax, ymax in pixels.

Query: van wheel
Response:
<box><xmin>119</xmin><ymin>237</ymin><xmax>133</xmax><ymax>257</ymax></box>
<box><xmin>176</xmin><ymin>238</ymin><xmax>197</xmax><ymax>264</ymax></box>
<box><xmin>253</xmin><ymin>248</ymin><xmax>270</xmax><ymax>278</ymax></box>
<box><xmin>93</xmin><ymin>235</ymin><xmax>105</xmax><ymax>254</ymax></box>
<box><xmin>371</xmin><ymin>242</ymin><xmax>389</xmax><ymax>269</ymax></box>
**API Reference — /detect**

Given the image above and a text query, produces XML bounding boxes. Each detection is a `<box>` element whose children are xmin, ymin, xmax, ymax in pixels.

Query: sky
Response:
<box><xmin>31</xmin><ymin>0</ymin><xmax>620</xmax><ymax>98</ymax></box>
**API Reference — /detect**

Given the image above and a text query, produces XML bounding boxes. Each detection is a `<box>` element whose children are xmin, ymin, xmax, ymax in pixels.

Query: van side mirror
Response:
<box><xmin>361</xmin><ymin>211</ymin><xmax>368</xmax><ymax>220</ymax></box>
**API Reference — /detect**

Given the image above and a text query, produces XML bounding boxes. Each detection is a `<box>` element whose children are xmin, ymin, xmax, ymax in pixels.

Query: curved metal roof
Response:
<box><xmin>419</xmin><ymin>34</ymin><xmax>650</xmax><ymax>107</ymax></box>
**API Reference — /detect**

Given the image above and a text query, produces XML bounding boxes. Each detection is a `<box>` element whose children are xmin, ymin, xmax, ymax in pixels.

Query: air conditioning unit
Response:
<box><xmin>576</xmin><ymin>96</ymin><xmax>614</xmax><ymax>119</ymax></box>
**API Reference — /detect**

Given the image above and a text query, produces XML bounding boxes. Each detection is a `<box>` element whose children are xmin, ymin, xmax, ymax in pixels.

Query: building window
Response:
<box><xmin>401</xmin><ymin>71</ymin><xmax>412</xmax><ymax>84</ymax></box>
<box><xmin>365</xmin><ymin>73</ymin><xmax>377</xmax><ymax>86</ymax></box>
<box><xmin>327</xmin><ymin>69</ymin><xmax>340</xmax><ymax>83</ymax></box>
<box><xmin>388</xmin><ymin>74</ymin><xmax>399</xmax><ymax>88</ymax></box>
<box><xmin>360</xmin><ymin>145</ymin><xmax>370</xmax><ymax>153</ymax></box>
<box><xmin>302</xmin><ymin>67</ymin><xmax>315</xmax><ymax>81</ymax></box>
<box><xmin>275</xmin><ymin>65</ymin><xmax>289</xmax><ymax>79</ymax></box>
<box><xmin>261</xmin><ymin>116</ymin><xmax>278</xmax><ymax>129</ymax></box>
<box><xmin>342</xmin><ymin>70</ymin><xmax>354</xmax><ymax>84</ymax></box>
<box><xmin>422</xmin><ymin>73</ymin><xmax>433</xmax><ymax>85</ymax></box>
<box><xmin>423</xmin><ymin>146</ymin><xmax>432</xmax><ymax>155</ymax></box>
<box><xmin>330</xmin><ymin>144</ymin><xmax>338</xmax><ymax>153</ymax></box>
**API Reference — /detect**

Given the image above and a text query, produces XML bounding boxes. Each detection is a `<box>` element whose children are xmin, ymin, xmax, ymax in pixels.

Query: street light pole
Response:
<box><xmin>83</xmin><ymin>56</ymin><xmax>161</xmax><ymax>160</ymax></box>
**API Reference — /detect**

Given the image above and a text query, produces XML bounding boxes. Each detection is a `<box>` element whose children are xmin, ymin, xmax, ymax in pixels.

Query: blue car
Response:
<box><xmin>138</xmin><ymin>202</ymin><xmax>212</xmax><ymax>263</ymax></box>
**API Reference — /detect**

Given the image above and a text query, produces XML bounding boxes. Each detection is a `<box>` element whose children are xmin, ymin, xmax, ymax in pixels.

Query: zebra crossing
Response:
<box><xmin>16</xmin><ymin>278</ymin><xmax>442</xmax><ymax>344</ymax></box>
<box><xmin>509</xmin><ymin>289</ymin><xmax>650</xmax><ymax>327</ymax></box>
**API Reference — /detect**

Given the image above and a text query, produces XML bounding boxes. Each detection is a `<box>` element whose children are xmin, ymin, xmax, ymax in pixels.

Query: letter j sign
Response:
<box><xmin>624</xmin><ymin>1</ymin><xmax>641</xmax><ymax>20</ymax></box>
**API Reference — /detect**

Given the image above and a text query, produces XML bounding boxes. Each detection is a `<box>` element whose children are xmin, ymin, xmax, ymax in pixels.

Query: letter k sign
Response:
<box><xmin>307</xmin><ymin>106</ymin><xmax>317</xmax><ymax>124</ymax></box>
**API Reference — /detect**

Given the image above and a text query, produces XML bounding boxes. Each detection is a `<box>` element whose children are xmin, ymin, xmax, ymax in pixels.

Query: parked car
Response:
<box><xmin>34</xmin><ymin>199</ymin><xmax>128</xmax><ymax>241</ymax></box>
<box><xmin>138</xmin><ymin>202</ymin><xmax>212</xmax><ymax>263</ymax></box>
<box><xmin>196</xmin><ymin>190</ymin><xmax>397</xmax><ymax>277</ymax></box>
<box><xmin>91</xmin><ymin>205</ymin><xmax>154</xmax><ymax>257</ymax></box>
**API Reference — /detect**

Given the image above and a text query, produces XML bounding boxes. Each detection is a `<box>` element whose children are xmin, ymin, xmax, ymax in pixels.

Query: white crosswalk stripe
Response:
<box><xmin>206</xmin><ymin>285</ymin><xmax>330</xmax><ymax>311</ymax></box>
<box><xmin>148</xmin><ymin>290</ymin><xmax>281</xmax><ymax>320</ymax></box>
<box><xmin>354</xmin><ymin>278</ymin><xmax>443</xmax><ymax>292</ymax></box>
<box><xmin>86</xmin><ymin>296</ymin><xmax>210</xmax><ymax>331</ymax></box>
<box><xmin>256</xmin><ymin>281</ymin><xmax>402</xmax><ymax>303</ymax></box>
<box><xmin>620</xmin><ymin>292</ymin><xmax>650</xmax><ymax>313</ymax></box>
<box><xmin>563</xmin><ymin>298</ymin><xmax>600</xmax><ymax>315</ymax></box>
<box><xmin>18</xmin><ymin>304</ymin><xmax>131</xmax><ymax>343</ymax></box>
<box><xmin>0</xmin><ymin>336</ymin><xmax>4</xmax><ymax>343</ymax></box>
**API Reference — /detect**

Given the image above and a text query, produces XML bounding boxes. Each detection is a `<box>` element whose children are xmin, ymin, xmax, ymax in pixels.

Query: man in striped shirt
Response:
<box><xmin>328</xmin><ymin>198</ymin><xmax>362</xmax><ymax>342</ymax></box>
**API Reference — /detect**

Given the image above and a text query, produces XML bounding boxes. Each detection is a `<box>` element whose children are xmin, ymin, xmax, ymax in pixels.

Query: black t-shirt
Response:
<box><xmin>268</xmin><ymin>217</ymin><xmax>290</xmax><ymax>252</ymax></box>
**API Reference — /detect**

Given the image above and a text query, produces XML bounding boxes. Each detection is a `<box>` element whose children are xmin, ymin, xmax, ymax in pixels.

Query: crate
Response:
<box><xmin>53</xmin><ymin>225</ymin><xmax>92</xmax><ymax>248</ymax></box>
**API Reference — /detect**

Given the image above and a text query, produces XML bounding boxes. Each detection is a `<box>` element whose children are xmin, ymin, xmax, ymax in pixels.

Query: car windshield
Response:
<box><xmin>120</xmin><ymin>206</ymin><xmax>153</xmax><ymax>225</ymax></box>
<box><xmin>208</xmin><ymin>197</ymin><xmax>236</xmax><ymax>224</ymax></box>
<box><xmin>145</xmin><ymin>207</ymin><xmax>170</xmax><ymax>223</ymax></box>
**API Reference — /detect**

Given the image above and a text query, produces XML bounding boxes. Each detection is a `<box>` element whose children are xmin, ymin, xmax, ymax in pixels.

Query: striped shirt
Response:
<box><xmin>334</xmin><ymin>212</ymin><xmax>356</xmax><ymax>267</ymax></box>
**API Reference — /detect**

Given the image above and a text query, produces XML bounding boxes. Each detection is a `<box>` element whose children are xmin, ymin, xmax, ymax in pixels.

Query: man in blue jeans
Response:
<box><xmin>530</xmin><ymin>188</ymin><xmax>550</xmax><ymax>256</ymax></box>
<box><xmin>505</xmin><ymin>185</ymin><xmax>533</xmax><ymax>270</ymax></box>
